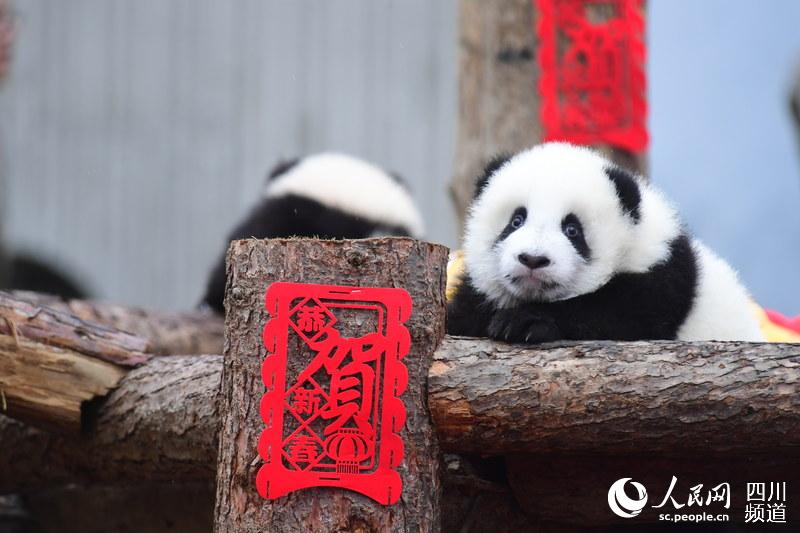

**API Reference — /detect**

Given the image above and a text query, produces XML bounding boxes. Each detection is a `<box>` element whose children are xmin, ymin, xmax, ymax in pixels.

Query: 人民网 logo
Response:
<box><xmin>608</xmin><ymin>478</ymin><xmax>649</xmax><ymax>518</ymax></box>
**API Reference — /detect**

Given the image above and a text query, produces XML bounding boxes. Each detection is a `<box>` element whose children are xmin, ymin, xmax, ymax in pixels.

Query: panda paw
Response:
<box><xmin>488</xmin><ymin>307</ymin><xmax>560</xmax><ymax>343</ymax></box>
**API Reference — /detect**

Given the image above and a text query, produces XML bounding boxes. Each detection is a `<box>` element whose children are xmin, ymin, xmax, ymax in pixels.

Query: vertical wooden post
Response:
<box><xmin>214</xmin><ymin>238</ymin><xmax>448</xmax><ymax>532</ymax></box>
<box><xmin>451</xmin><ymin>0</ymin><xmax>649</xmax><ymax>228</ymax></box>
<box><xmin>451</xmin><ymin>0</ymin><xmax>540</xmax><ymax>229</ymax></box>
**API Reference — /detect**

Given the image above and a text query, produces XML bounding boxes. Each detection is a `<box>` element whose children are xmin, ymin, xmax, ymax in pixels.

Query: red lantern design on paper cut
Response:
<box><xmin>536</xmin><ymin>0</ymin><xmax>648</xmax><ymax>152</ymax></box>
<box><xmin>256</xmin><ymin>282</ymin><xmax>411</xmax><ymax>505</ymax></box>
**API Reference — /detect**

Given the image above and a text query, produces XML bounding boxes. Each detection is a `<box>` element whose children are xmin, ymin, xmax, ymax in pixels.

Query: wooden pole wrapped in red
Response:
<box><xmin>537</xmin><ymin>0</ymin><xmax>648</xmax><ymax>152</ymax></box>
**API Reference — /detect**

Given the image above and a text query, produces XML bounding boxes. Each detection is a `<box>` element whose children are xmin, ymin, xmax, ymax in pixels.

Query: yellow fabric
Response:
<box><xmin>446</xmin><ymin>250</ymin><xmax>465</xmax><ymax>303</ymax></box>
<box><xmin>446</xmin><ymin>248</ymin><xmax>798</xmax><ymax>343</ymax></box>
<box><xmin>751</xmin><ymin>303</ymin><xmax>800</xmax><ymax>343</ymax></box>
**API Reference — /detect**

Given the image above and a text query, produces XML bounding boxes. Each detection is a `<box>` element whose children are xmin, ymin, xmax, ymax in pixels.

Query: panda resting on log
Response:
<box><xmin>448</xmin><ymin>142</ymin><xmax>764</xmax><ymax>343</ymax></box>
<box><xmin>203</xmin><ymin>153</ymin><xmax>425</xmax><ymax>313</ymax></box>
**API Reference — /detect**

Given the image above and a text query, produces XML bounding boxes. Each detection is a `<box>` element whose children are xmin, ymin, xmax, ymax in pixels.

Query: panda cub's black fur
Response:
<box><xmin>448</xmin><ymin>143</ymin><xmax>762</xmax><ymax>343</ymax></box>
<box><xmin>202</xmin><ymin>153</ymin><xmax>424</xmax><ymax>313</ymax></box>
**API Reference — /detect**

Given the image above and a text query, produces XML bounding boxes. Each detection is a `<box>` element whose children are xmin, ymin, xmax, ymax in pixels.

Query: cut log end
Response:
<box><xmin>0</xmin><ymin>334</ymin><xmax>126</xmax><ymax>432</ymax></box>
<box><xmin>0</xmin><ymin>292</ymin><xmax>155</xmax><ymax>432</ymax></box>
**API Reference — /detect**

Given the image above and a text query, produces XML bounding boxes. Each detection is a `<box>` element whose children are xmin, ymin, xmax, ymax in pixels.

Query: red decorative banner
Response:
<box><xmin>256</xmin><ymin>282</ymin><xmax>411</xmax><ymax>505</ymax></box>
<box><xmin>536</xmin><ymin>0</ymin><xmax>648</xmax><ymax>152</ymax></box>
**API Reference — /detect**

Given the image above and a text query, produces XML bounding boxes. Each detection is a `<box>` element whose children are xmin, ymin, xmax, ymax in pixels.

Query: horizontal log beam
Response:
<box><xmin>3</xmin><ymin>338</ymin><xmax>799</xmax><ymax>496</ymax></box>
<box><xmin>0</xmin><ymin>335</ymin><xmax>127</xmax><ymax>433</ymax></box>
<box><xmin>0</xmin><ymin>292</ymin><xmax>223</xmax><ymax>431</ymax></box>
<box><xmin>0</xmin><ymin>292</ymin><xmax>153</xmax><ymax>432</ymax></box>
<box><xmin>0</xmin><ymin>292</ymin><xmax>149</xmax><ymax>365</ymax></box>
<box><xmin>10</xmin><ymin>290</ymin><xmax>224</xmax><ymax>356</ymax></box>
<box><xmin>0</xmin><ymin>355</ymin><xmax>220</xmax><ymax>493</ymax></box>
<box><xmin>429</xmin><ymin>337</ymin><xmax>800</xmax><ymax>454</ymax></box>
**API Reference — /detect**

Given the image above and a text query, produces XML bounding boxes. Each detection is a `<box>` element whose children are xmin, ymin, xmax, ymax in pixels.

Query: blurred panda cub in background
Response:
<box><xmin>448</xmin><ymin>142</ymin><xmax>764</xmax><ymax>343</ymax></box>
<box><xmin>202</xmin><ymin>153</ymin><xmax>425</xmax><ymax>313</ymax></box>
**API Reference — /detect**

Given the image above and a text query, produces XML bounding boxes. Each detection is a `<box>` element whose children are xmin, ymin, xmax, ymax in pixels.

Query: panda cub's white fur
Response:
<box><xmin>202</xmin><ymin>152</ymin><xmax>425</xmax><ymax>313</ymax></box>
<box><xmin>449</xmin><ymin>142</ymin><xmax>763</xmax><ymax>342</ymax></box>
<box><xmin>265</xmin><ymin>153</ymin><xmax>425</xmax><ymax>238</ymax></box>
<box><xmin>679</xmin><ymin>241</ymin><xmax>761</xmax><ymax>341</ymax></box>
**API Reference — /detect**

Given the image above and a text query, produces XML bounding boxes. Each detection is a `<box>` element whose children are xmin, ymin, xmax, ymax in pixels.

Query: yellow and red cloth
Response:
<box><xmin>446</xmin><ymin>250</ymin><xmax>800</xmax><ymax>342</ymax></box>
<box><xmin>753</xmin><ymin>304</ymin><xmax>800</xmax><ymax>343</ymax></box>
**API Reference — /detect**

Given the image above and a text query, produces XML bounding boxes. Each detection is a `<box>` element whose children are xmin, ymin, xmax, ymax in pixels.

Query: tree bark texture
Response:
<box><xmin>0</xmin><ymin>355</ymin><xmax>220</xmax><ymax>494</ymax></box>
<box><xmin>452</xmin><ymin>0</ymin><xmax>540</xmax><ymax>230</ymax></box>
<box><xmin>3</xmin><ymin>338</ymin><xmax>798</xmax><ymax>493</ymax></box>
<box><xmin>430</xmin><ymin>337</ymin><xmax>800</xmax><ymax>455</ymax></box>
<box><xmin>0</xmin><ymin>292</ymin><xmax>150</xmax><ymax>432</ymax></box>
<box><xmin>451</xmin><ymin>0</ymin><xmax>648</xmax><ymax>228</ymax></box>
<box><xmin>213</xmin><ymin>238</ymin><xmax>448</xmax><ymax>533</ymax></box>
<box><xmin>10</xmin><ymin>290</ymin><xmax>224</xmax><ymax>356</ymax></box>
<box><xmin>0</xmin><ymin>292</ymin><xmax>149</xmax><ymax>365</ymax></box>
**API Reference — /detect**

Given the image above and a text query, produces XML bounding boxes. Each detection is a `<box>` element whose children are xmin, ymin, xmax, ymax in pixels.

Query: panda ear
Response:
<box><xmin>605</xmin><ymin>166</ymin><xmax>641</xmax><ymax>222</ymax></box>
<box><xmin>475</xmin><ymin>154</ymin><xmax>512</xmax><ymax>198</ymax></box>
<box><xmin>265</xmin><ymin>157</ymin><xmax>300</xmax><ymax>182</ymax></box>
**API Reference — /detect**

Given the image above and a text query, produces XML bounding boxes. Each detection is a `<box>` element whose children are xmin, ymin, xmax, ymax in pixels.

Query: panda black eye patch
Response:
<box><xmin>496</xmin><ymin>207</ymin><xmax>527</xmax><ymax>242</ymax></box>
<box><xmin>562</xmin><ymin>213</ymin><xmax>590</xmax><ymax>260</ymax></box>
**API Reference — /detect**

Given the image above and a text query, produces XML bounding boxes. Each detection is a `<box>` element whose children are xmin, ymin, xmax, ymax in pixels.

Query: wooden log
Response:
<box><xmin>3</xmin><ymin>338</ymin><xmax>799</xmax><ymax>490</ymax></box>
<box><xmin>11</xmin><ymin>290</ymin><xmax>224</xmax><ymax>355</ymax></box>
<box><xmin>451</xmin><ymin>0</ymin><xmax>648</xmax><ymax>227</ymax></box>
<box><xmin>3</xmin><ymin>337</ymin><xmax>798</xmax><ymax>526</ymax></box>
<box><xmin>214</xmin><ymin>238</ymin><xmax>448</xmax><ymax>533</ymax></box>
<box><xmin>0</xmin><ymin>355</ymin><xmax>220</xmax><ymax>493</ymax></box>
<box><xmin>2</xmin><ymin>361</ymin><xmax>502</xmax><ymax>533</ymax></box>
<box><xmin>429</xmin><ymin>337</ymin><xmax>800</xmax><ymax>455</ymax></box>
<box><xmin>0</xmin><ymin>292</ymin><xmax>149</xmax><ymax>365</ymax></box>
<box><xmin>452</xmin><ymin>0</ymin><xmax>540</xmax><ymax>228</ymax></box>
<box><xmin>0</xmin><ymin>335</ymin><xmax>127</xmax><ymax>433</ymax></box>
<box><xmin>3</xmin><ymin>337</ymin><xmax>798</xmax><ymax>486</ymax></box>
<box><xmin>0</xmin><ymin>292</ymin><xmax>150</xmax><ymax>432</ymax></box>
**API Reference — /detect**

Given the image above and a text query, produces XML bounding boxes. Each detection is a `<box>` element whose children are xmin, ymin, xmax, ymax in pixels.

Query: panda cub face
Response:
<box><xmin>464</xmin><ymin>143</ymin><xmax>647</xmax><ymax>308</ymax></box>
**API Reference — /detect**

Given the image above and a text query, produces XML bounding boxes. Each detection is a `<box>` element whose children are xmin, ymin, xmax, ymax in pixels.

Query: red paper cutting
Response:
<box><xmin>536</xmin><ymin>0</ymin><xmax>648</xmax><ymax>152</ymax></box>
<box><xmin>256</xmin><ymin>282</ymin><xmax>412</xmax><ymax>505</ymax></box>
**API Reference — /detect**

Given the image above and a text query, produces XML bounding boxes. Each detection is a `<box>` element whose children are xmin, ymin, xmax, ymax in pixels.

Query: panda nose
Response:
<box><xmin>518</xmin><ymin>253</ymin><xmax>550</xmax><ymax>270</ymax></box>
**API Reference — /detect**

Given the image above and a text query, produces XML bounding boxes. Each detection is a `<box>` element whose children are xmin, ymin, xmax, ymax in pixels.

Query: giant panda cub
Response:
<box><xmin>448</xmin><ymin>142</ymin><xmax>763</xmax><ymax>342</ymax></box>
<box><xmin>202</xmin><ymin>153</ymin><xmax>425</xmax><ymax>313</ymax></box>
